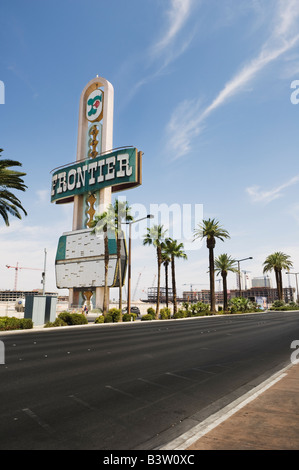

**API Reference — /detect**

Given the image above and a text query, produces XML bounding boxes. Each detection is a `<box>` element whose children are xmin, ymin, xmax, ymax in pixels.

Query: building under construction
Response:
<box><xmin>0</xmin><ymin>290</ymin><xmax>58</xmax><ymax>302</ymax></box>
<box><xmin>145</xmin><ymin>287</ymin><xmax>173</xmax><ymax>303</ymax></box>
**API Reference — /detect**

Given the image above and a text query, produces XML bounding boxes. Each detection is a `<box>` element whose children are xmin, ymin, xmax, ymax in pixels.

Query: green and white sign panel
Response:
<box><xmin>51</xmin><ymin>147</ymin><xmax>142</xmax><ymax>204</ymax></box>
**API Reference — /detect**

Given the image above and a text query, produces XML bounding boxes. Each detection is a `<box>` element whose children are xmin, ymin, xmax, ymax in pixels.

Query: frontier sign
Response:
<box><xmin>51</xmin><ymin>76</ymin><xmax>143</xmax><ymax>309</ymax></box>
<box><xmin>51</xmin><ymin>147</ymin><xmax>142</xmax><ymax>204</ymax></box>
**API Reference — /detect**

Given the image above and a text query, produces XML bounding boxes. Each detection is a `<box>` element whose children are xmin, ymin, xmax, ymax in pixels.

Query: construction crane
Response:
<box><xmin>6</xmin><ymin>262</ymin><xmax>43</xmax><ymax>291</ymax></box>
<box><xmin>183</xmin><ymin>283</ymin><xmax>207</xmax><ymax>292</ymax></box>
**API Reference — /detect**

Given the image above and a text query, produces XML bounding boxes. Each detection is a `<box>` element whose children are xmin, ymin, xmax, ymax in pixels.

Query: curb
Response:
<box><xmin>160</xmin><ymin>363</ymin><xmax>294</xmax><ymax>450</ymax></box>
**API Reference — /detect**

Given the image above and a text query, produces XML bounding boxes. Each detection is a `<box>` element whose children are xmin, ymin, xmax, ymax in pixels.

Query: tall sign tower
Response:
<box><xmin>51</xmin><ymin>77</ymin><xmax>142</xmax><ymax>310</ymax></box>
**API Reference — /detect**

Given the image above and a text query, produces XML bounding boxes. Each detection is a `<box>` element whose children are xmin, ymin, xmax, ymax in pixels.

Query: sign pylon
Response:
<box><xmin>51</xmin><ymin>77</ymin><xmax>142</xmax><ymax>312</ymax></box>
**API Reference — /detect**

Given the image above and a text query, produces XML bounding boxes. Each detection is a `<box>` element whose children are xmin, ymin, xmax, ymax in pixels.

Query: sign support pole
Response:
<box><xmin>70</xmin><ymin>77</ymin><xmax>114</xmax><ymax>310</ymax></box>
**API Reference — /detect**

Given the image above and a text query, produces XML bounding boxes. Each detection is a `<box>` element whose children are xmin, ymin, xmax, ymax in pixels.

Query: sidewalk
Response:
<box><xmin>183</xmin><ymin>363</ymin><xmax>299</xmax><ymax>450</ymax></box>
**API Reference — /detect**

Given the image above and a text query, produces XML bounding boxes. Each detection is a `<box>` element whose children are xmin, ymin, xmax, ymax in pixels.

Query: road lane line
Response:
<box><xmin>105</xmin><ymin>385</ymin><xmax>150</xmax><ymax>403</ymax></box>
<box><xmin>165</xmin><ymin>372</ymin><xmax>195</xmax><ymax>382</ymax></box>
<box><xmin>68</xmin><ymin>394</ymin><xmax>98</xmax><ymax>411</ymax></box>
<box><xmin>22</xmin><ymin>408</ymin><xmax>54</xmax><ymax>434</ymax></box>
<box><xmin>137</xmin><ymin>378</ymin><xmax>169</xmax><ymax>389</ymax></box>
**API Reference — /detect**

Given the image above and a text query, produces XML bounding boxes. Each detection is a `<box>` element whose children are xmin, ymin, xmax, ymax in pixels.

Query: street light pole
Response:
<box><xmin>126</xmin><ymin>214</ymin><xmax>154</xmax><ymax>316</ymax></box>
<box><xmin>236</xmin><ymin>257</ymin><xmax>253</xmax><ymax>297</ymax></box>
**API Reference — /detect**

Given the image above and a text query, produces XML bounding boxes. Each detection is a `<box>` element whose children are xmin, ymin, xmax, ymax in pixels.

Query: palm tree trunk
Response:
<box><xmin>103</xmin><ymin>228</ymin><xmax>109</xmax><ymax>315</ymax></box>
<box><xmin>156</xmin><ymin>247</ymin><xmax>161</xmax><ymax>319</ymax></box>
<box><xmin>165</xmin><ymin>262</ymin><xmax>169</xmax><ymax>308</ymax></box>
<box><xmin>209</xmin><ymin>246</ymin><xmax>216</xmax><ymax>312</ymax></box>
<box><xmin>279</xmin><ymin>269</ymin><xmax>283</xmax><ymax>301</ymax></box>
<box><xmin>171</xmin><ymin>255</ymin><xmax>177</xmax><ymax>315</ymax></box>
<box><xmin>222</xmin><ymin>272</ymin><xmax>228</xmax><ymax>311</ymax></box>
<box><xmin>275</xmin><ymin>268</ymin><xmax>282</xmax><ymax>300</ymax></box>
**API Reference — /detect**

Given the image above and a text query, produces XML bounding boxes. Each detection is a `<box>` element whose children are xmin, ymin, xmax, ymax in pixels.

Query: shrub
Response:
<box><xmin>44</xmin><ymin>318</ymin><xmax>67</xmax><ymax>328</ymax></box>
<box><xmin>147</xmin><ymin>307</ymin><xmax>156</xmax><ymax>319</ymax></box>
<box><xmin>123</xmin><ymin>313</ymin><xmax>137</xmax><ymax>322</ymax></box>
<box><xmin>68</xmin><ymin>313</ymin><xmax>88</xmax><ymax>325</ymax></box>
<box><xmin>229</xmin><ymin>297</ymin><xmax>257</xmax><ymax>314</ymax></box>
<box><xmin>192</xmin><ymin>302</ymin><xmax>210</xmax><ymax>316</ymax></box>
<box><xmin>58</xmin><ymin>311</ymin><xmax>72</xmax><ymax>324</ymax></box>
<box><xmin>108</xmin><ymin>308</ymin><xmax>122</xmax><ymax>322</ymax></box>
<box><xmin>94</xmin><ymin>315</ymin><xmax>105</xmax><ymax>323</ymax></box>
<box><xmin>102</xmin><ymin>309</ymin><xmax>122</xmax><ymax>323</ymax></box>
<box><xmin>5</xmin><ymin>317</ymin><xmax>20</xmax><ymax>330</ymax></box>
<box><xmin>160</xmin><ymin>308</ymin><xmax>171</xmax><ymax>320</ymax></box>
<box><xmin>104</xmin><ymin>313</ymin><xmax>114</xmax><ymax>323</ymax></box>
<box><xmin>58</xmin><ymin>311</ymin><xmax>88</xmax><ymax>325</ymax></box>
<box><xmin>271</xmin><ymin>300</ymin><xmax>285</xmax><ymax>309</ymax></box>
<box><xmin>20</xmin><ymin>318</ymin><xmax>33</xmax><ymax>329</ymax></box>
<box><xmin>173</xmin><ymin>309</ymin><xmax>187</xmax><ymax>319</ymax></box>
<box><xmin>270</xmin><ymin>301</ymin><xmax>299</xmax><ymax>311</ymax></box>
<box><xmin>0</xmin><ymin>316</ymin><xmax>33</xmax><ymax>331</ymax></box>
<box><xmin>180</xmin><ymin>302</ymin><xmax>210</xmax><ymax>317</ymax></box>
<box><xmin>141</xmin><ymin>314</ymin><xmax>153</xmax><ymax>321</ymax></box>
<box><xmin>288</xmin><ymin>301</ymin><xmax>299</xmax><ymax>309</ymax></box>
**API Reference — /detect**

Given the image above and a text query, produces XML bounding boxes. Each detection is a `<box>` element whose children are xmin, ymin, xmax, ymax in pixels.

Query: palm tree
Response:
<box><xmin>215</xmin><ymin>253</ymin><xmax>238</xmax><ymax>311</ymax></box>
<box><xmin>91</xmin><ymin>205</ymin><xmax>115</xmax><ymax>315</ymax></box>
<box><xmin>163</xmin><ymin>238</ymin><xmax>187</xmax><ymax>316</ymax></box>
<box><xmin>113</xmin><ymin>199</ymin><xmax>133</xmax><ymax>316</ymax></box>
<box><xmin>263</xmin><ymin>252</ymin><xmax>293</xmax><ymax>301</ymax></box>
<box><xmin>193</xmin><ymin>218</ymin><xmax>230</xmax><ymax>313</ymax></box>
<box><xmin>143</xmin><ymin>225</ymin><xmax>167</xmax><ymax>319</ymax></box>
<box><xmin>161</xmin><ymin>249</ymin><xmax>171</xmax><ymax>309</ymax></box>
<box><xmin>0</xmin><ymin>149</ymin><xmax>27</xmax><ymax>226</ymax></box>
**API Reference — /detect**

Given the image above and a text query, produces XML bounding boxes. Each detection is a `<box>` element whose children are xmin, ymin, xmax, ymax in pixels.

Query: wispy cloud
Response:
<box><xmin>166</xmin><ymin>0</ymin><xmax>299</xmax><ymax>159</ymax></box>
<box><xmin>246</xmin><ymin>175</ymin><xmax>299</xmax><ymax>204</ymax></box>
<box><xmin>165</xmin><ymin>98</ymin><xmax>204</xmax><ymax>159</ymax></box>
<box><xmin>119</xmin><ymin>0</ymin><xmax>197</xmax><ymax>110</ymax></box>
<box><xmin>151</xmin><ymin>0</ymin><xmax>195</xmax><ymax>58</ymax></box>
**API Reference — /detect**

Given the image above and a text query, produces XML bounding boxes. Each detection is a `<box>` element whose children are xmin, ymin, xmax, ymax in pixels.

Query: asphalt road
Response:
<box><xmin>1</xmin><ymin>311</ymin><xmax>299</xmax><ymax>450</ymax></box>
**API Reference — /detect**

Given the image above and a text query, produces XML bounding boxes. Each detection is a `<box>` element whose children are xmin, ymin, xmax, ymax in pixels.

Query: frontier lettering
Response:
<box><xmin>51</xmin><ymin>147</ymin><xmax>141</xmax><ymax>203</ymax></box>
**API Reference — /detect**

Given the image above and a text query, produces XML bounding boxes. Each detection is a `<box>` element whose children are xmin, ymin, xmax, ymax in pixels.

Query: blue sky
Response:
<box><xmin>1</xmin><ymin>0</ymin><xmax>299</xmax><ymax>300</ymax></box>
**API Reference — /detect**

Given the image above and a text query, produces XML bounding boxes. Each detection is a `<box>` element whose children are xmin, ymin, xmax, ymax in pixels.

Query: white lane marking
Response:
<box><xmin>22</xmin><ymin>407</ymin><xmax>54</xmax><ymax>434</ymax></box>
<box><xmin>165</xmin><ymin>372</ymin><xmax>195</xmax><ymax>382</ymax></box>
<box><xmin>137</xmin><ymin>378</ymin><xmax>168</xmax><ymax>389</ymax></box>
<box><xmin>68</xmin><ymin>394</ymin><xmax>97</xmax><ymax>411</ymax></box>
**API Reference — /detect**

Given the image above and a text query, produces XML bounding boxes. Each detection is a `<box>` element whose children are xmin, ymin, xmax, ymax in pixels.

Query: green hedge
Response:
<box><xmin>99</xmin><ymin>308</ymin><xmax>122</xmax><ymax>323</ymax></box>
<box><xmin>141</xmin><ymin>314</ymin><xmax>154</xmax><ymax>321</ymax></box>
<box><xmin>57</xmin><ymin>311</ymin><xmax>88</xmax><ymax>325</ymax></box>
<box><xmin>173</xmin><ymin>309</ymin><xmax>187</xmax><ymax>319</ymax></box>
<box><xmin>160</xmin><ymin>308</ymin><xmax>171</xmax><ymax>319</ymax></box>
<box><xmin>94</xmin><ymin>315</ymin><xmax>105</xmax><ymax>323</ymax></box>
<box><xmin>147</xmin><ymin>307</ymin><xmax>156</xmax><ymax>319</ymax></box>
<box><xmin>270</xmin><ymin>301</ymin><xmax>299</xmax><ymax>311</ymax></box>
<box><xmin>0</xmin><ymin>316</ymin><xmax>33</xmax><ymax>331</ymax></box>
<box><xmin>123</xmin><ymin>313</ymin><xmax>137</xmax><ymax>322</ymax></box>
<box><xmin>44</xmin><ymin>318</ymin><xmax>67</xmax><ymax>328</ymax></box>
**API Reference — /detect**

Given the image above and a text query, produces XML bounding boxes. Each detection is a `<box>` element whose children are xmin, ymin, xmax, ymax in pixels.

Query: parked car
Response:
<box><xmin>122</xmin><ymin>306</ymin><xmax>140</xmax><ymax>316</ymax></box>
